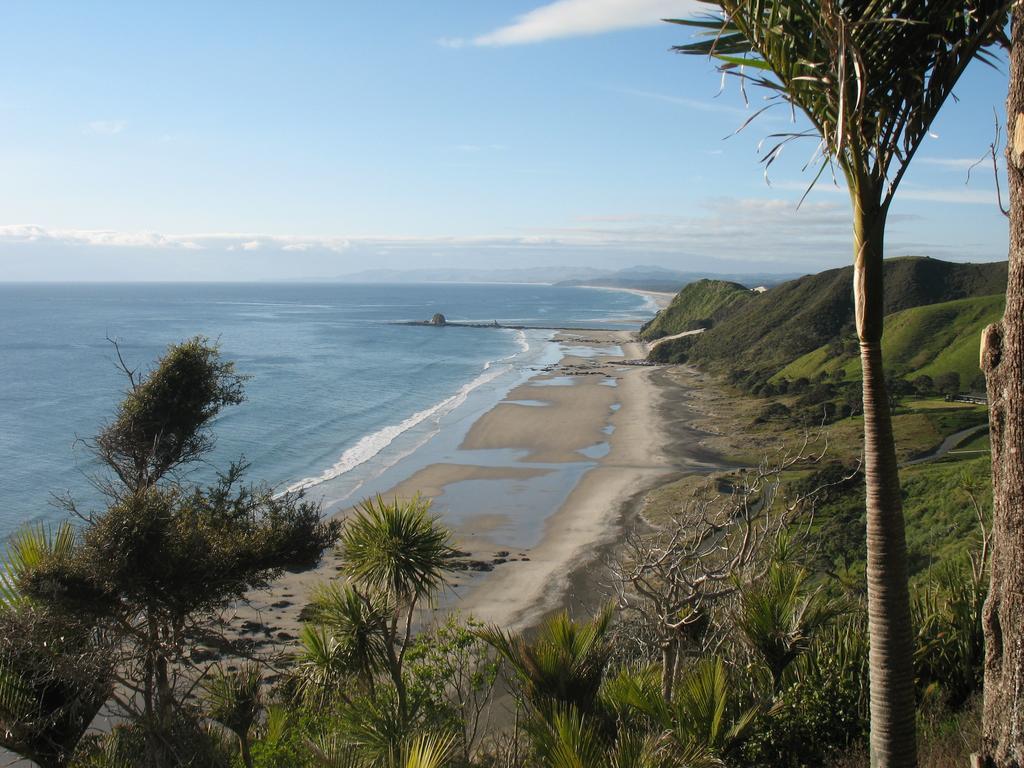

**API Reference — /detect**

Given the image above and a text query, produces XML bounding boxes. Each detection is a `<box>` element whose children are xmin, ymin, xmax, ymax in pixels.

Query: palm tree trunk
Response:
<box><xmin>852</xmin><ymin>192</ymin><xmax>918</xmax><ymax>768</ymax></box>
<box><xmin>239</xmin><ymin>734</ymin><xmax>254</xmax><ymax>768</ymax></box>
<box><xmin>979</xmin><ymin>7</ymin><xmax>1024</xmax><ymax>765</ymax></box>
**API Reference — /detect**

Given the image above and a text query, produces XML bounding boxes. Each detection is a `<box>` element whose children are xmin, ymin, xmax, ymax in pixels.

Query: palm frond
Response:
<box><xmin>528</xmin><ymin>706</ymin><xmax>610</xmax><ymax>768</ymax></box>
<box><xmin>202</xmin><ymin>661</ymin><xmax>263</xmax><ymax>740</ymax></box>
<box><xmin>307</xmin><ymin>732</ymin><xmax>369</xmax><ymax>768</ymax></box>
<box><xmin>310</xmin><ymin>581</ymin><xmax>391</xmax><ymax>680</ymax></box>
<box><xmin>398</xmin><ymin>731</ymin><xmax>457</xmax><ymax>768</ymax></box>
<box><xmin>669</xmin><ymin>0</ymin><xmax>1011</xmax><ymax>200</ymax></box>
<box><xmin>262</xmin><ymin>702</ymin><xmax>291</xmax><ymax>744</ymax></box>
<box><xmin>0</xmin><ymin>522</ymin><xmax>78</xmax><ymax>608</ymax></box>
<box><xmin>340</xmin><ymin>495</ymin><xmax>455</xmax><ymax>605</ymax></box>
<box><xmin>478</xmin><ymin>604</ymin><xmax>615</xmax><ymax>716</ymax></box>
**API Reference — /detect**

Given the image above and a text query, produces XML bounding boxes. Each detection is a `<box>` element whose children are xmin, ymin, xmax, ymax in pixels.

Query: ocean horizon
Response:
<box><xmin>0</xmin><ymin>281</ymin><xmax>654</xmax><ymax>539</ymax></box>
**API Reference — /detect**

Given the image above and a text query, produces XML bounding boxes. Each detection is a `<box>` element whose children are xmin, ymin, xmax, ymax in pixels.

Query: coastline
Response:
<box><xmin>577</xmin><ymin>285</ymin><xmax>676</xmax><ymax>311</ymax></box>
<box><xmin>446</xmin><ymin>330</ymin><xmax>674</xmax><ymax>628</ymax></box>
<box><xmin>224</xmin><ymin>288</ymin><xmax>693</xmax><ymax>645</ymax></box>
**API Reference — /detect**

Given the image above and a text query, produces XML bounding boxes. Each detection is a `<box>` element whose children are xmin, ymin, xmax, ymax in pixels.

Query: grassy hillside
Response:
<box><xmin>651</xmin><ymin>256</ymin><xmax>1007</xmax><ymax>379</ymax></box>
<box><xmin>776</xmin><ymin>294</ymin><xmax>1005</xmax><ymax>387</ymax></box>
<box><xmin>639</xmin><ymin>279</ymin><xmax>752</xmax><ymax>340</ymax></box>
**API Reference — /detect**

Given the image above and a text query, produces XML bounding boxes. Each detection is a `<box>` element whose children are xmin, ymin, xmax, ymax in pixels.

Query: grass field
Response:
<box><xmin>774</xmin><ymin>294</ymin><xmax>1004</xmax><ymax>387</ymax></box>
<box><xmin>641</xmin><ymin>370</ymin><xmax>992</xmax><ymax>584</ymax></box>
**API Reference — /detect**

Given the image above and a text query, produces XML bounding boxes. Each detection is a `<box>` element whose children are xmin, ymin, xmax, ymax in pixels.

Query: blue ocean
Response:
<box><xmin>0</xmin><ymin>282</ymin><xmax>652</xmax><ymax>539</ymax></box>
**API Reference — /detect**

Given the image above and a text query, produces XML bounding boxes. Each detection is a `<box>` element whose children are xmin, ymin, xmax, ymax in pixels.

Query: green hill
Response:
<box><xmin>775</xmin><ymin>293</ymin><xmax>1005</xmax><ymax>387</ymax></box>
<box><xmin>651</xmin><ymin>256</ymin><xmax>1007</xmax><ymax>380</ymax></box>
<box><xmin>639</xmin><ymin>279</ymin><xmax>752</xmax><ymax>340</ymax></box>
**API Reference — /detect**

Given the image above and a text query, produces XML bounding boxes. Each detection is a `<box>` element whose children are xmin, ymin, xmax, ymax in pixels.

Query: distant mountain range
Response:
<box><xmin>337</xmin><ymin>265</ymin><xmax>798</xmax><ymax>292</ymax></box>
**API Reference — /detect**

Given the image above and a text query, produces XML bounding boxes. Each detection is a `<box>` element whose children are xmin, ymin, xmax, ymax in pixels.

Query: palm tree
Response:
<box><xmin>338</xmin><ymin>494</ymin><xmax>455</xmax><ymax>721</ymax></box>
<box><xmin>202</xmin><ymin>662</ymin><xmax>263</xmax><ymax>768</ymax></box>
<box><xmin>625</xmin><ymin>657</ymin><xmax>759</xmax><ymax>766</ymax></box>
<box><xmin>479</xmin><ymin>605</ymin><xmax>615</xmax><ymax>719</ymax></box>
<box><xmin>672</xmin><ymin>3</ymin><xmax>1009</xmax><ymax>764</ymax></box>
<box><xmin>735</xmin><ymin>562</ymin><xmax>845</xmax><ymax>691</ymax></box>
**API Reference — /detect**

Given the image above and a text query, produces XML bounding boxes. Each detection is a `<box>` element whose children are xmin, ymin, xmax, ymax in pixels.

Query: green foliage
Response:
<box><xmin>247</xmin><ymin>706</ymin><xmax>332</xmax><ymax>768</ymax></box>
<box><xmin>777</xmin><ymin>294</ymin><xmax>1005</xmax><ymax>387</ymax></box>
<box><xmin>72</xmin><ymin>714</ymin><xmax>236</xmax><ymax>768</ymax></box>
<box><xmin>900</xmin><ymin>458</ymin><xmax>992</xmax><ymax>574</ymax></box>
<box><xmin>913</xmin><ymin>561</ymin><xmax>987</xmax><ymax>708</ymax></box>
<box><xmin>639</xmin><ymin>280</ymin><xmax>751</xmax><ymax>341</ymax></box>
<box><xmin>95</xmin><ymin>336</ymin><xmax>247</xmax><ymax>489</ymax></box>
<box><xmin>406</xmin><ymin>615</ymin><xmax>500</xmax><ymax>759</ymax></box>
<box><xmin>305</xmin><ymin>582</ymin><xmax>391</xmax><ymax>686</ymax></box>
<box><xmin>0</xmin><ymin>523</ymin><xmax>113</xmax><ymax>768</ymax></box>
<box><xmin>742</xmin><ymin>620</ymin><xmax>870</xmax><ymax>767</ymax></box>
<box><xmin>294</xmin><ymin>623</ymin><xmax>359</xmax><ymax>708</ymax></box>
<box><xmin>648</xmin><ymin>257</ymin><xmax>1006</xmax><ymax>386</ymax></box>
<box><xmin>611</xmin><ymin>657</ymin><xmax>758</xmax><ymax>766</ymax></box>
<box><xmin>203</xmin><ymin>662</ymin><xmax>263</xmax><ymax>767</ymax></box>
<box><xmin>0</xmin><ymin>606</ymin><xmax>113</xmax><ymax>768</ymax></box>
<box><xmin>526</xmin><ymin>706</ymin><xmax>665</xmax><ymax>768</ymax></box>
<box><xmin>52</xmin><ymin>475</ymin><xmax>336</xmax><ymax>621</ymax></box>
<box><xmin>306</xmin><ymin>729</ymin><xmax>455</xmax><ymax>768</ymax></box>
<box><xmin>341</xmin><ymin>495</ymin><xmax>455</xmax><ymax>606</ymax></box>
<box><xmin>479</xmin><ymin>605</ymin><xmax>614</xmax><ymax>719</ymax></box>
<box><xmin>735</xmin><ymin>562</ymin><xmax>845</xmax><ymax>690</ymax></box>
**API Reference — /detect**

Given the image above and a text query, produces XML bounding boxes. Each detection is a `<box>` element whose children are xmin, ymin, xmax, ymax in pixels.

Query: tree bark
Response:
<box><xmin>852</xmin><ymin>191</ymin><xmax>919</xmax><ymax>768</ymax></box>
<box><xmin>662</xmin><ymin>638</ymin><xmax>678</xmax><ymax>702</ymax></box>
<box><xmin>980</xmin><ymin>6</ymin><xmax>1024</xmax><ymax>765</ymax></box>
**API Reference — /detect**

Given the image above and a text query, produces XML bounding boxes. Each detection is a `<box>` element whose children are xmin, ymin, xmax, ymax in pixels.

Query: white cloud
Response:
<box><xmin>0</xmin><ymin>207</ymin><xmax>846</xmax><ymax>263</ymax></box>
<box><xmin>0</xmin><ymin>197</ymin><xmax>998</xmax><ymax>268</ymax></box>
<box><xmin>773</xmin><ymin>179</ymin><xmax>999</xmax><ymax>206</ymax></box>
<box><xmin>918</xmin><ymin>157</ymin><xmax>983</xmax><ymax>170</ymax></box>
<box><xmin>613</xmin><ymin>87</ymin><xmax>750</xmax><ymax>117</ymax></box>
<box><xmin>85</xmin><ymin>120</ymin><xmax>126</xmax><ymax>135</ymax></box>
<box><xmin>472</xmin><ymin>0</ymin><xmax>704</xmax><ymax>47</ymax></box>
<box><xmin>897</xmin><ymin>186</ymin><xmax>1000</xmax><ymax>205</ymax></box>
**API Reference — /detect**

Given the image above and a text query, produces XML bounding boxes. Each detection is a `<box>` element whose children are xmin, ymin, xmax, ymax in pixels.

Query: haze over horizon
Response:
<box><xmin>0</xmin><ymin>1</ymin><xmax>1012</xmax><ymax>282</ymax></box>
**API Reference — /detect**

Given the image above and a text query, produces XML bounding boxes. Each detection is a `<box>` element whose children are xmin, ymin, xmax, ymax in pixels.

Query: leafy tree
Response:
<box><xmin>910</xmin><ymin>375</ymin><xmax>935</xmax><ymax>397</ymax></box>
<box><xmin>406</xmin><ymin>615</ymin><xmax>501</xmax><ymax>763</ymax></box>
<box><xmin>934</xmin><ymin>371</ymin><xmax>962</xmax><ymax>397</ymax></box>
<box><xmin>18</xmin><ymin>338</ymin><xmax>339</xmax><ymax>767</ymax></box>
<box><xmin>92</xmin><ymin>336</ymin><xmax>246</xmax><ymax>492</ymax></box>
<box><xmin>672</xmin><ymin>3</ymin><xmax>1009</xmax><ymax>765</ymax></box>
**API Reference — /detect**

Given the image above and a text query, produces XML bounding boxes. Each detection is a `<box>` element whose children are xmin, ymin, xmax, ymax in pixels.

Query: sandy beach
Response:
<box><xmin>449</xmin><ymin>331</ymin><xmax>674</xmax><ymax>628</ymax></box>
<box><xmin>223</xmin><ymin>289</ymin><xmax>718</xmax><ymax>648</ymax></box>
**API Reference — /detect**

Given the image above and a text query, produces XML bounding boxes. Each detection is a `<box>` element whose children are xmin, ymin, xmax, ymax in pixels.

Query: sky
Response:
<box><xmin>0</xmin><ymin>0</ymin><xmax>1013</xmax><ymax>281</ymax></box>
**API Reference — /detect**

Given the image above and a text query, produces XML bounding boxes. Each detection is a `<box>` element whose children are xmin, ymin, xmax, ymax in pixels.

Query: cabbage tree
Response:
<box><xmin>672</xmin><ymin>3</ymin><xmax>1009</xmax><ymax>765</ymax></box>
